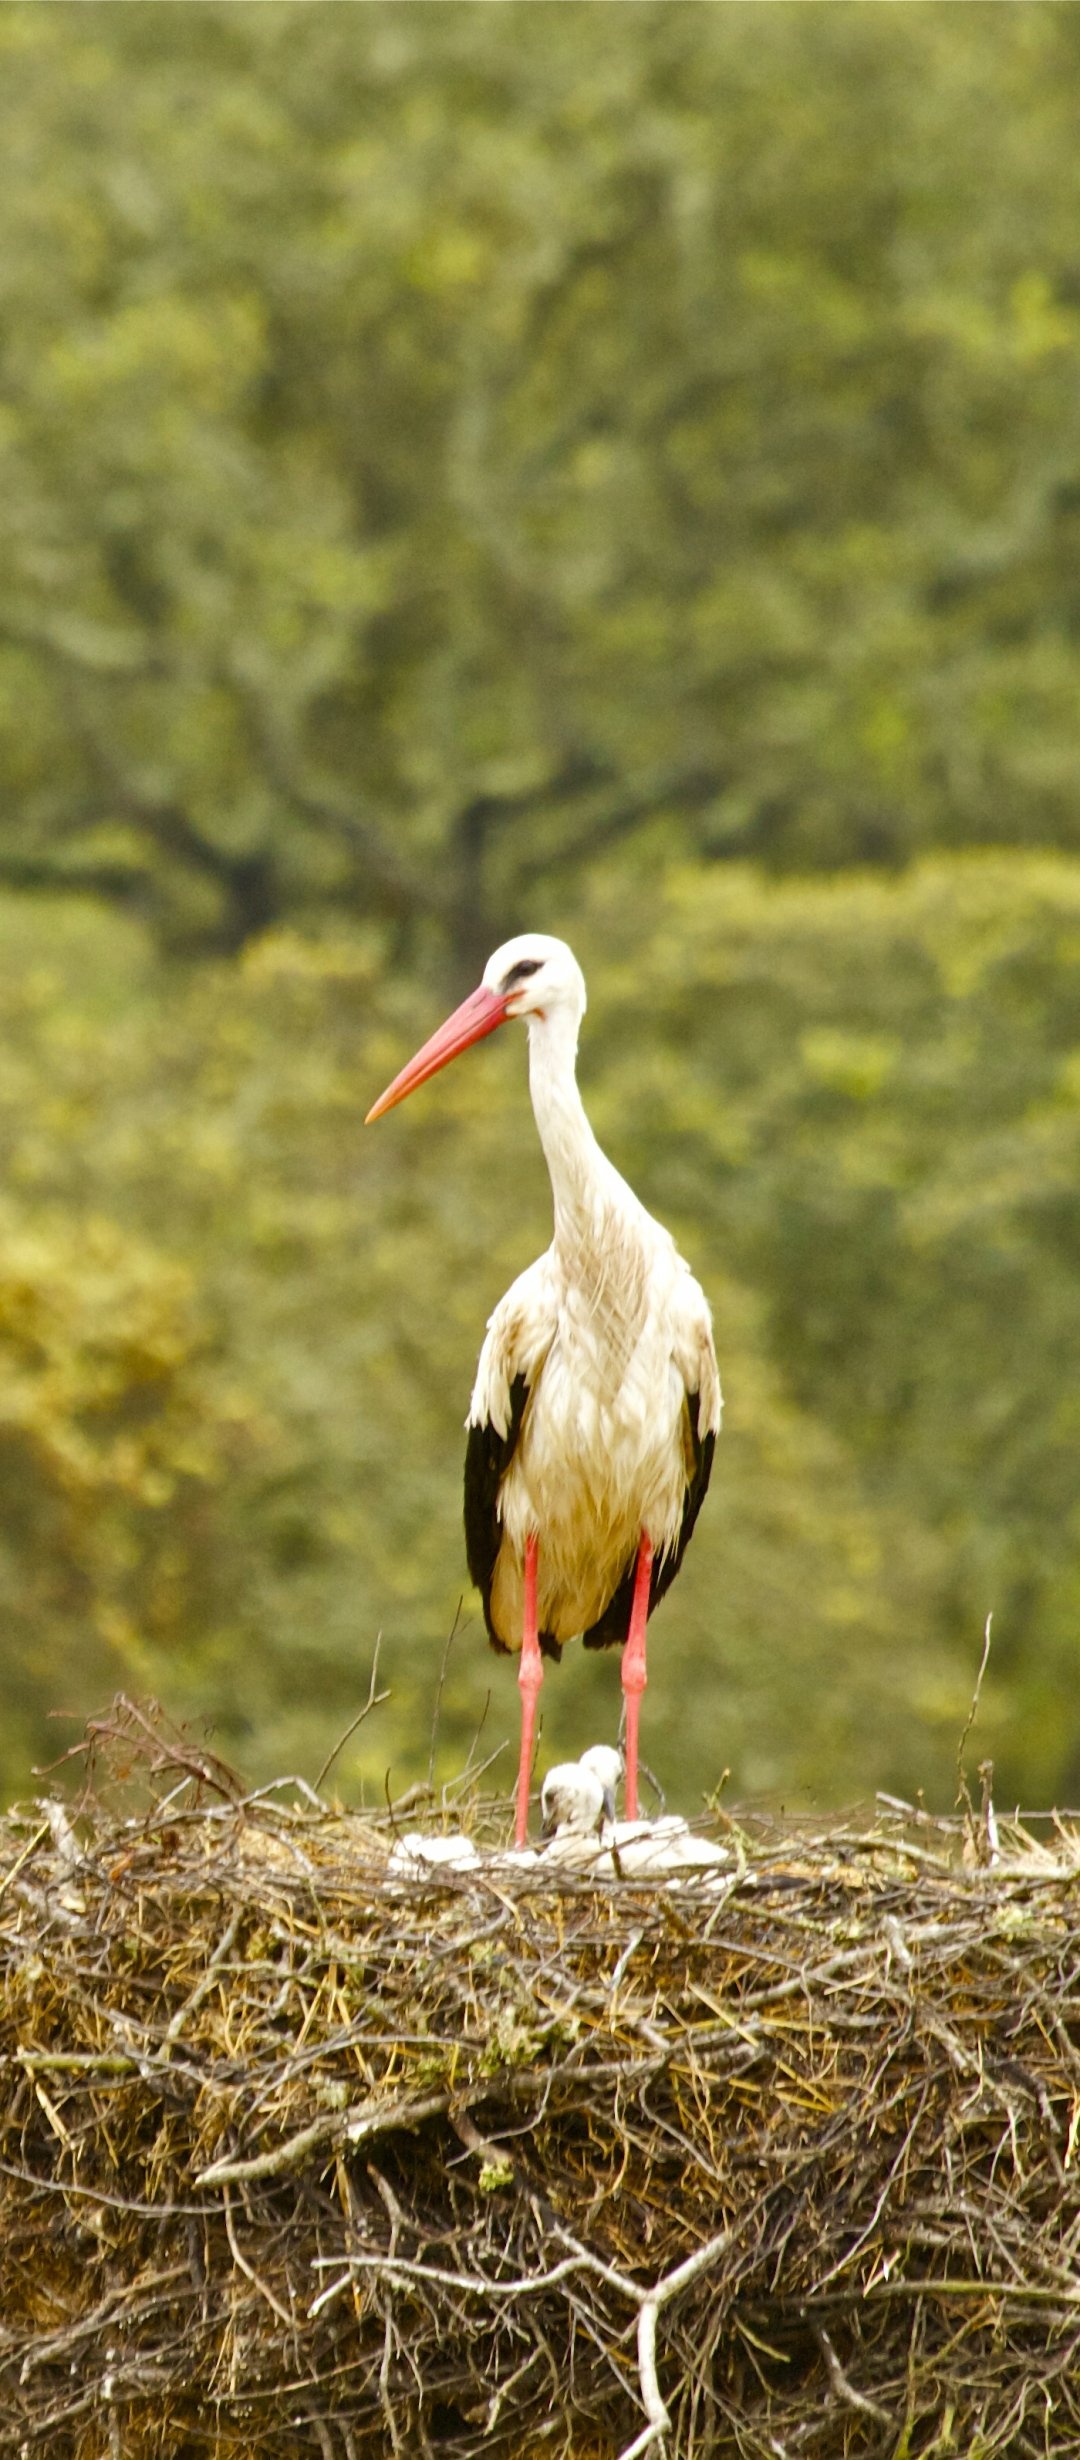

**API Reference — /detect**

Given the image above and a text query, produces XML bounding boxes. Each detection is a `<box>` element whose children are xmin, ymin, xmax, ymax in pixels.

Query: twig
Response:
<box><xmin>36</xmin><ymin>1693</ymin><xmax>244</xmax><ymax>1803</ymax></box>
<box><xmin>0</xmin><ymin>1820</ymin><xmax>50</xmax><ymax>1904</ymax></box>
<box><xmin>955</xmin><ymin>1612</ymin><xmax>993</xmax><ymax>1822</ymax></box>
<box><xmin>315</xmin><ymin>1639</ymin><xmax>390</xmax><ymax>1795</ymax></box>
<box><xmin>441</xmin><ymin>1738</ymin><xmax>508</xmax><ymax>1801</ymax></box>
<box><xmin>386</xmin><ymin>1780</ymin><xmax>434</xmax><ymax>1817</ymax></box>
<box><xmin>428</xmin><ymin>1604</ymin><xmax>463</xmax><ymax>1793</ymax></box>
<box><xmin>196</xmin><ymin>2116</ymin><xmax>338</xmax><ymax>2189</ymax></box>
<box><xmin>807</xmin><ymin>2275</ymin><xmax>1080</xmax><ymax>2310</ymax></box>
<box><xmin>814</xmin><ymin>2324</ymin><xmax>893</xmax><ymax>2425</ymax></box>
<box><xmin>309</xmin><ymin>2246</ymin><xmax>608</xmax><ymax>2322</ymax></box>
<box><xmin>16</xmin><ymin>2051</ymin><xmax>138</xmax><ymax>2076</ymax></box>
<box><xmin>459</xmin><ymin>1683</ymin><xmax>492</xmax><ymax>1779</ymax></box>
<box><xmin>619</xmin><ymin>2228</ymin><xmax>734</xmax><ymax>2458</ymax></box>
<box><xmin>162</xmin><ymin>1905</ymin><xmax>245</xmax><ymax>2052</ymax></box>
<box><xmin>196</xmin><ymin>2091</ymin><xmax>452</xmax><ymax>2188</ymax></box>
<box><xmin>222</xmin><ymin>2183</ymin><xmax>294</xmax><ymax>2329</ymax></box>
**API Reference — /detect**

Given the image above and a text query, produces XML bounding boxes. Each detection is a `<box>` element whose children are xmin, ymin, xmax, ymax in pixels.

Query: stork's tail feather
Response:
<box><xmin>582</xmin><ymin>1420</ymin><xmax>716</xmax><ymax>1650</ymax></box>
<box><xmin>484</xmin><ymin>1614</ymin><xmax>563</xmax><ymax>1663</ymax></box>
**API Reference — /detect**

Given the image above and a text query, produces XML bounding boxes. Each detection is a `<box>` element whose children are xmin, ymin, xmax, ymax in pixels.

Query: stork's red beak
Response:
<box><xmin>365</xmin><ymin>984</ymin><xmax>511</xmax><ymax>1123</ymax></box>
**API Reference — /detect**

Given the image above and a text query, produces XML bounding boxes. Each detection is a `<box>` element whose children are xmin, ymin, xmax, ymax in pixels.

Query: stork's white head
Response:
<box><xmin>540</xmin><ymin>1761</ymin><xmax>606</xmax><ymax>1842</ymax></box>
<box><xmin>366</xmin><ymin>931</ymin><xmax>586</xmax><ymax>1123</ymax></box>
<box><xmin>481</xmin><ymin>934</ymin><xmax>587</xmax><ymax>1027</ymax></box>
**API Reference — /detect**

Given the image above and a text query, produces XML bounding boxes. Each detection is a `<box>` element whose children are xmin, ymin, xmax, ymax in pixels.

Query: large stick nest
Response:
<box><xmin>2</xmin><ymin>1699</ymin><xmax>1080</xmax><ymax>2458</ymax></box>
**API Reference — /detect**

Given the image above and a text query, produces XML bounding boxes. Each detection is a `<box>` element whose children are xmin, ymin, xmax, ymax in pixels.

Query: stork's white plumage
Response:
<box><xmin>386</xmin><ymin>1831</ymin><xmax>481</xmax><ymax>1878</ymax></box>
<box><xmin>540</xmin><ymin>1758</ymin><xmax>730</xmax><ymax>1878</ymax></box>
<box><xmin>366</xmin><ymin>933</ymin><xmax>722</xmax><ymax>1846</ymax></box>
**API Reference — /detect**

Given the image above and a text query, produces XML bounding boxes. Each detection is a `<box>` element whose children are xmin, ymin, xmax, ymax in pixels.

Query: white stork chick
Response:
<box><xmin>386</xmin><ymin>1831</ymin><xmax>480</xmax><ymax>1878</ymax></box>
<box><xmin>613</xmin><ymin>1822</ymin><xmax>730</xmax><ymax>1877</ymax></box>
<box><xmin>542</xmin><ymin>1757</ymin><xmax>730</xmax><ymax>1879</ymax></box>
<box><xmin>578</xmin><ymin>1744</ymin><xmax>625</xmax><ymax>1818</ymax></box>
<box><xmin>366</xmin><ymin>933</ymin><xmax>722</xmax><ymax>1848</ymax></box>
<box><xmin>538</xmin><ymin>1762</ymin><xmax>612</xmax><ymax>1869</ymax></box>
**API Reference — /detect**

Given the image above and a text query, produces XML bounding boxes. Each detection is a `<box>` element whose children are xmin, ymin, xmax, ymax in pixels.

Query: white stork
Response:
<box><xmin>365</xmin><ymin>933</ymin><xmax>722</xmax><ymax>1847</ymax></box>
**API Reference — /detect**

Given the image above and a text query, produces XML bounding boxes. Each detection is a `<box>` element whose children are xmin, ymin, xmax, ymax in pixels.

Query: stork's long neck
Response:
<box><xmin>526</xmin><ymin>1005</ymin><xmax>610</xmax><ymax>1236</ymax></box>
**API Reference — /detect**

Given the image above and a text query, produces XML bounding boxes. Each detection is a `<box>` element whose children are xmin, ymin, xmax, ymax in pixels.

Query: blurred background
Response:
<box><xmin>0</xmin><ymin>2</ymin><xmax>1079</xmax><ymax>1815</ymax></box>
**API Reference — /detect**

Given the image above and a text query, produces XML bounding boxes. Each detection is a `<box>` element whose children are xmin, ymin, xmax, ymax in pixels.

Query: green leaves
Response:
<box><xmin>2</xmin><ymin>8</ymin><xmax>1080</xmax><ymax>959</ymax></box>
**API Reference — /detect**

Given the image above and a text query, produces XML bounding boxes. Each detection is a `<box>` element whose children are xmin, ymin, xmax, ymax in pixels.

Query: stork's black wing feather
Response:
<box><xmin>581</xmin><ymin>1392</ymin><xmax>716</xmax><ymax>1652</ymax></box>
<box><xmin>464</xmin><ymin>1375</ymin><xmax>529</xmax><ymax>1656</ymax></box>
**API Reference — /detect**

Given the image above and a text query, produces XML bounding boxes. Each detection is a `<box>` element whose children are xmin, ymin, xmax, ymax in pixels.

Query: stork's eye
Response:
<box><xmin>502</xmin><ymin>958</ymin><xmax>543</xmax><ymax>992</ymax></box>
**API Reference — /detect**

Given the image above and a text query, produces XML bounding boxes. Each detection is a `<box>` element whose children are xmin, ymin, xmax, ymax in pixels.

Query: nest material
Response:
<box><xmin>3</xmin><ymin>1706</ymin><xmax>1080</xmax><ymax>2457</ymax></box>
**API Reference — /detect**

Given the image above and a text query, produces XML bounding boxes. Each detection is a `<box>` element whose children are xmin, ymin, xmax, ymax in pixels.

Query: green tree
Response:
<box><xmin>0</xmin><ymin>1203</ymin><xmax>255</xmax><ymax>1785</ymax></box>
<box><xmin>1</xmin><ymin>5</ymin><xmax>1080</xmax><ymax>962</ymax></box>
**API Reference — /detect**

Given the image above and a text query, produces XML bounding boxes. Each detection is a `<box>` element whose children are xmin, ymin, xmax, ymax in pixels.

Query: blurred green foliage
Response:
<box><xmin>0</xmin><ymin>5</ymin><xmax>1077</xmax><ymax>1813</ymax></box>
<box><xmin>3</xmin><ymin>5</ymin><xmax>1080</xmax><ymax>967</ymax></box>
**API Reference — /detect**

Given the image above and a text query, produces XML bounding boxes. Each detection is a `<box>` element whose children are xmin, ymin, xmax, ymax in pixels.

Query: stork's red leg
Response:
<box><xmin>514</xmin><ymin>1533</ymin><xmax>543</xmax><ymax>1848</ymax></box>
<box><xmin>621</xmin><ymin>1534</ymin><xmax>654</xmax><ymax>1821</ymax></box>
